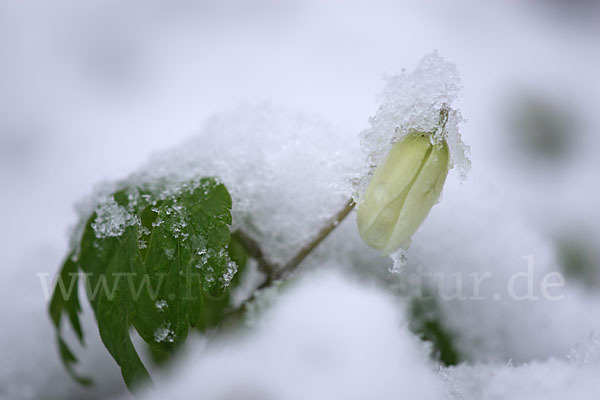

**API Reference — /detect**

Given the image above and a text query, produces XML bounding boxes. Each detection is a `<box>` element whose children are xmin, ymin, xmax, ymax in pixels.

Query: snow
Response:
<box><xmin>358</xmin><ymin>52</ymin><xmax>470</xmax><ymax>199</ymax></box>
<box><xmin>155</xmin><ymin>300</ymin><xmax>167</xmax><ymax>311</ymax></box>
<box><xmin>64</xmin><ymin>105</ymin><xmax>358</xmax><ymax>269</ymax></box>
<box><xmin>220</xmin><ymin>259</ymin><xmax>239</xmax><ymax>287</ymax></box>
<box><xmin>137</xmin><ymin>105</ymin><xmax>357</xmax><ymax>267</ymax></box>
<box><xmin>402</xmin><ymin>174</ymin><xmax>600</xmax><ymax>363</ymax></box>
<box><xmin>83</xmin><ymin>53</ymin><xmax>466</xmax><ymax>265</ymax></box>
<box><xmin>568</xmin><ymin>334</ymin><xmax>600</xmax><ymax>365</ymax></box>
<box><xmin>137</xmin><ymin>273</ymin><xmax>600</xmax><ymax>400</ymax></box>
<box><xmin>91</xmin><ymin>196</ymin><xmax>139</xmax><ymax>239</ymax></box>
<box><xmin>138</xmin><ymin>271</ymin><xmax>443</xmax><ymax>400</ymax></box>
<box><xmin>1</xmin><ymin>0</ymin><xmax>600</xmax><ymax>399</ymax></box>
<box><xmin>441</xmin><ymin>340</ymin><xmax>600</xmax><ymax>400</ymax></box>
<box><xmin>388</xmin><ymin>249</ymin><xmax>408</xmax><ymax>273</ymax></box>
<box><xmin>153</xmin><ymin>324</ymin><xmax>175</xmax><ymax>344</ymax></box>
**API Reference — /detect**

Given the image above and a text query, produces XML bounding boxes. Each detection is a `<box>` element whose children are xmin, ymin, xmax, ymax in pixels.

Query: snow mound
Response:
<box><xmin>403</xmin><ymin>174</ymin><xmax>600</xmax><ymax>362</ymax></box>
<box><xmin>71</xmin><ymin>105</ymin><xmax>357</xmax><ymax>268</ymax></box>
<box><xmin>442</xmin><ymin>336</ymin><xmax>600</xmax><ymax>400</ymax></box>
<box><xmin>139</xmin><ymin>271</ymin><xmax>442</xmax><ymax>400</ymax></box>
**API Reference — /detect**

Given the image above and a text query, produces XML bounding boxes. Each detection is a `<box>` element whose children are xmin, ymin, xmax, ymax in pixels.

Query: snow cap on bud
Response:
<box><xmin>357</xmin><ymin>133</ymin><xmax>450</xmax><ymax>254</ymax></box>
<box><xmin>356</xmin><ymin>53</ymin><xmax>470</xmax><ymax>255</ymax></box>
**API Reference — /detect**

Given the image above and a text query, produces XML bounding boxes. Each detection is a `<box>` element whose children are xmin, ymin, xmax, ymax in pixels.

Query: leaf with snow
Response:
<box><xmin>49</xmin><ymin>178</ymin><xmax>240</xmax><ymax>392</ymax></box>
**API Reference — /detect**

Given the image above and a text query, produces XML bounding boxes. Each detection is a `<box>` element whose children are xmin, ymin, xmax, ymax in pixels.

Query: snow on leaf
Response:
<box><xmin>49</xmin><ymin>178</ymin><xmax>240</xmax><ymax>392</ymax></box>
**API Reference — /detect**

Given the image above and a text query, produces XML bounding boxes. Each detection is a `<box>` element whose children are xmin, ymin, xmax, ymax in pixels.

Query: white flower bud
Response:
<box><xmin>357</xmin><ymin>133</ymin><xmax>450</xmax><ymax>254</ymax></box>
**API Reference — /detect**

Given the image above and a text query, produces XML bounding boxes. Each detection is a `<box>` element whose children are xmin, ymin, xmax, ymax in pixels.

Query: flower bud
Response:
<box><xmin>357</xmin><ymin>134</ymin><xmax>450</xmax><ymax>254</ymax></box>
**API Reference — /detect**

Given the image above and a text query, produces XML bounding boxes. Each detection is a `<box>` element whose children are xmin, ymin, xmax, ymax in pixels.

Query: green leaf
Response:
<box><xmin>195</xmin><ymin>232</ymin><xmax>249</xmax><ymax>332</ymax></box>
<box><xmin>409</xmin><ymin>294</ymin><xmax>461</xmax><ymax>366</ymax></box>
<box><xmin>147</xmin><ymin>231</ymin><xmax>249</xmax><ymax>365</ymax></box>
<box><xmin>227</xmin><ymin>232</ymin><xmax>249</xmax><ymax>288</ymax></box>
<box><xmin>48</xmin><ymin>252</ymin><xmax>91</xmax><ymax>384</ymax></box>
<box><xmin>50</xmin><ymin>178</ymin><xmax>239</xmax><ymax>392</ymax></box>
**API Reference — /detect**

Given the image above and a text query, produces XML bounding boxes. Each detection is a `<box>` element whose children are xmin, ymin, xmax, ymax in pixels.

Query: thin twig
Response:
<box><xmin>233</xmin><ymin>230</ymin><xmax>276</xmax><ymax>277</ymax></box>
<box><xmin>268</xmin><ymin>198</ymin><xmax>356</xmax><ymax>283</ymax></box>
<box><xmin>222</xmin><ymin>198</ymin><xmax>356</xmax><ymax>327</ymax></box>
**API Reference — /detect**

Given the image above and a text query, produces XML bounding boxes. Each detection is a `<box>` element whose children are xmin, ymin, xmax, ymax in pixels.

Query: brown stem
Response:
<box><xmin>233</xmin><ymin>230</ymin><xmax>276</xmax><ymax>277</ymax></box>
<box><xmin>222</xmin><ymin>198</ymin><xmax>356</xmax><ymax>327</ymax></box>
<box><xmin>268</xmin><ymin>197</ymin><xmax>356</xmax><ymax>284</ymax></box>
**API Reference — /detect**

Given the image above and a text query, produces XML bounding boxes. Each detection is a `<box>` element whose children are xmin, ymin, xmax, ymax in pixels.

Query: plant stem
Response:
<box><xmin>263</xmin><ymin>197</ymin><xmax>356</xmax><ymax>286</ymax></box>
<box><xmin>223</xmin><ymin>198</ymin><xmax>356</xmax><ymax>326</ymax></box>
<box><xmin>233</xmin><ymin>230</ymin><xmax>276</xmax><ymax>277</ymax></box>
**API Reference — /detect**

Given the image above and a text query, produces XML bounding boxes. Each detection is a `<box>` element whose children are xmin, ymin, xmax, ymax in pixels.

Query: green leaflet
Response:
<box><xmin>146</xmin><ymin>231</ymin><xmax>249</xmax><ymax>366</ymax></box>
<box><xmin>409</xmin><ymin>294</ymin><xmax>461</xmax><ymax>366</ymax></box>
<box><xmin>49</xmin><ymin>178</ymin><xmax>242</xmax><ymax>392</ymax></box>
<box><xmin>48</xmin><ymin>253</ymin><xmax>91</xmax><ymax>385</ymax></box>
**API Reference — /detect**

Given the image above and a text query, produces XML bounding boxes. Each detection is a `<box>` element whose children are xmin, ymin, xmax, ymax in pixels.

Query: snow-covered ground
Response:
<box><xmin>1</xmin><ymin>1</ymin><xmax>599</xmax><ymax>399</ymax></box>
